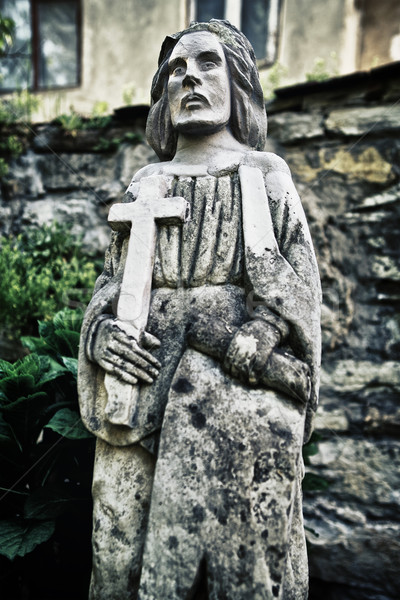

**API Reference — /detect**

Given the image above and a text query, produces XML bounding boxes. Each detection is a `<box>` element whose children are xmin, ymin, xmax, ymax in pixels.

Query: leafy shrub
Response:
<box><xmin>0</xmin><ymin>307</ymin><xmax>94</xmax><ymax>598</ymax></box>
<box><xmin>0</xmin><ymin>223</ymin><xmax>100</xmax><ymax>337</ymax></box>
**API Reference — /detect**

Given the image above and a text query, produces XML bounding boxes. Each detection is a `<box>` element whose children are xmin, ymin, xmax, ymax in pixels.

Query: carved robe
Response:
<box><xmin>78</xmin><ymin>151</ymin><xmax>321</xmax><ymax>600</ymax></box>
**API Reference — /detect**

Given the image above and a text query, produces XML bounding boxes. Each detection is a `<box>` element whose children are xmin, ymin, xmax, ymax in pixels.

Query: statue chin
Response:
<box><xmin>173</xmin><ymin>118</ymin><xmax>229</xmax><ymax>137</ymax></box>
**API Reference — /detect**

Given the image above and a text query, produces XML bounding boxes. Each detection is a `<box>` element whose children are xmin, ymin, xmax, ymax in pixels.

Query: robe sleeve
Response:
<box><xmin>240</xmin><ymin>153</ymin><xmax>322</xmax><ymax>441</ymax></box>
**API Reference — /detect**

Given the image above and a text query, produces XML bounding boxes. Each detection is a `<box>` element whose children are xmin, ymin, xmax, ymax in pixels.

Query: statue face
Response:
<box><xmin>167</xmin><ymin>31</ymin><xmax>231</xmax><ymax>134</ymax></box>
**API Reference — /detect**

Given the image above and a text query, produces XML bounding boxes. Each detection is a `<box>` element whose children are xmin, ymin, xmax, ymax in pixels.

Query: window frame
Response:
<box><xmin>0</xmin><ymin>0</ymin><xmax>82</xmax><ymax>93</ymax></box>
<box><xmin>187</xmin><ymin>0</ymin><xmax>281</xmax><ymax>66</ymax></box>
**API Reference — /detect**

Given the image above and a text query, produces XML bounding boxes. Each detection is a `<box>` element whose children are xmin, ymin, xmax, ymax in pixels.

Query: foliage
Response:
<box><xmin>305</xmin><ymin>53</ymin><xmax>339</xmax><ymax>82</ymax></box>
<box><xmin>93</xmin><ymin>131</ymin><xmax>143</xmax><ymax>152</ymax></box>
<box><xmin>0</xmin><ymin>90</ymin><xmax>40</xmax><ymax>125</ymax></box>
<box><xmin>54</xmin><ymin>101</ymin><xmax>112</xmax><ymax>135</ymax></box>
<box><xmin>0</xmin><ymin>223</ymin><xmax>99</xmax><ymax>338</ymax></box>
<box><xmin>0</xmin><ymin>307</ymin><xmax>94</xmax><ymax>565</ymax></box>
<box><xmin>122</xmin><ymin>83</ymin><xmax>136</xmax><ymax>106</ymax></box>
<box><xmin>0</xmin><ymin>13</ymin><xmax>15</xmax><ymax>56</ymax></box>
<box><xmin>0</xmin><ymin>90</ymin><xmax>40</xmax><ymax>180</ymax></box>
<box><xmin>260</xmin><ymin>62</ymin><xmax>288</xmax><ymax>100</ymax></box>
<box><xmin>302</xmin><ymin>432</ymin><xmax>330</xmax><ymax>492</ymax></box>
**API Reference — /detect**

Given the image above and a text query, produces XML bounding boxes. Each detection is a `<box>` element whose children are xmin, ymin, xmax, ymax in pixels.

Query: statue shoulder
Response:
<box><xmin>131</xmin><ymin>161</ymin><xmax>170</xmax><ymax>182</ymax></box>
<box><xmin>241</xmin><ymin>151</ymin><xmax>291</xmax><ymax>178</ymax></box>
<box><xmin>125</xmin><ymin>161</ymin><xmax>171</xmax><ymax>198</ymax></box>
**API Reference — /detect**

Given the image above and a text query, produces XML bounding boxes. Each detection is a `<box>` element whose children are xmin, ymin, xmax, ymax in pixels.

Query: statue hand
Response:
<box><xmin>91</xmin><ymin>317</ymin><xmax>161</xmax><ymax>385</ymax></box>
<box><xmin>223</xmin><ymin>320</ymin><xmax>281</xmax><ymax>386</ymax></box>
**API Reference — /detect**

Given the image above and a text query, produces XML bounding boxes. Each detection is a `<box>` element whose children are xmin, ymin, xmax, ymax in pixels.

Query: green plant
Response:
<box><xmin>0</xmin><ymin>307</ymin><xmax>94</xmax><ymax>565</ymax></box>
<box><xmin>305</xmin><ymin>53</ymin><xmax>339</xmax><ymax>82</ymax></box>
<box><xmin>122</xmin><ymin>83</ymin><xmax>136</xmax><ymax>106</ymax></box>
<box><xmin>0</xmin><ymin>223</ymin><xmax>100</xmax><ymax>338</ymax></box>
<box><xmin>93</xmin><ymin>131</ymin><xmax>143</xmax><ymax>152</ymax></box>
<box><xmin>53</xmin><ymin>109</ymin><xmax>84</xmax><ymax>133</ymax></box>
<box><xmin>0</xmin><ymin>90</ymin><xmax>40</xmax><ymax>181</ymax></box>
<box><xmin>0</xmin><ymin>90</ymin><xmax>40</xmax><ymax>125</ymax></box>
<box><xmin>260</xmin><ymin>62</ymin><xmax>288</xmax><ymax>100</ymax></box>
<box><xmin>0</xmin><ymin>12</ymin><xmax>15</xmax><ymax>56</ymax></box>
<box><xmin>55</xmin><ymin>102</ymin><xmax>112</xmax><ymax>135</ymax></box>
<box><xmin>302</xmin><ymin>432</ymin><xmax>330</xmax><ymax>492</ymax></box>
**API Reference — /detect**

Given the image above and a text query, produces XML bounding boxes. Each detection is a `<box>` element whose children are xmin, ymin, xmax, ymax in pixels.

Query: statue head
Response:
<box><xmin>146</xmin><ymin>19</ymin><xmax>268</xmax><ymax>160</ymax></box>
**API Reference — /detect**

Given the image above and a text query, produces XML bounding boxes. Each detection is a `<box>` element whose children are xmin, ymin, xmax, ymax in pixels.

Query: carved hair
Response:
<box><xmin>146</xmin><ymin>19</ymin><xmax>268</xmax><ymax>160</ymax></box>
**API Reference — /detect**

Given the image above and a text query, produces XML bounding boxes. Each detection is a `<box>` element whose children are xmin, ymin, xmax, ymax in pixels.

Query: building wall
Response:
<box><xmin>24</xmin><ymin>0</ymin><xmax>400</xmax><ymax>120</ymax></box>
<box><xmin>36</xmin><ymin>0</ymin><xmax>186</xmax><ymax>120</ymax></box>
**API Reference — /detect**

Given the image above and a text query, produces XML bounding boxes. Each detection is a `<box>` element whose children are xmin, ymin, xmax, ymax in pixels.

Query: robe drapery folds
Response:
<box><xmin>78</xmin><ymin>151</ymin><xmax>321</xmax><ymax>446</ymax></box>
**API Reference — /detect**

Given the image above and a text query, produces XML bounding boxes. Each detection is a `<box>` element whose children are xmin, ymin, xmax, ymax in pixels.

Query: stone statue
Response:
<box><xmin>78</xmin><ymin>19</ymin><xmax>321</xmax><ymax>600</ymax></box>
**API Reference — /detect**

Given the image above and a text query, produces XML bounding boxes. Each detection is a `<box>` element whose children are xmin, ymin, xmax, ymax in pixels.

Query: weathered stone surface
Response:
<box><xmin>305</xmin><ymin>500</ymin><xmax>400</xmax><ymax>599</ymax></box>
<box><xmin>38</xmin><ymin>153</ymin><xmax>116</xmax><ymax>191</ymax></box>
<box><xmin>267</xmin><ymin>111</ymin><xmax>324</xmax><ymax>143</ymax></box>
<box><xmin>117</xmin><ymin>142</ymin><xmax>159</xmax><ymax>186</ymax></box>
<box><xmin>21</xmin><ymin>195</ymin><xmax>110</xmax><ymax>254</ymax></box>
<box><xmin>78</xmin><ymin>21</ymin><xmax>322</xmax><ymax>599</ymax></box>
<box><xmin>140</xmin><ymin>350</ymin><xmax>308</xmax><ymax>599</ymax></box>
<box><xmin>325</xmin><ymin>105</ymin><xmax>400</xmax><ymax>136</ymax></box>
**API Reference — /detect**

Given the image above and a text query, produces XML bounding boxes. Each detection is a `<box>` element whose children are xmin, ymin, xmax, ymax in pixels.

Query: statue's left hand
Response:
<box><xmin>223</xmin><ymin>320</ymin><xmax>281</xmax><ymax>386</ymax></box>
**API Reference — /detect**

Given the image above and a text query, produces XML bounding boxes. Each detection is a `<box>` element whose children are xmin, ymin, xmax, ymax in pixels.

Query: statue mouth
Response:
<box><xmin>181</xmin><ymin>93</ymin><xmax>210</xmax><ymax>109</ymax></box>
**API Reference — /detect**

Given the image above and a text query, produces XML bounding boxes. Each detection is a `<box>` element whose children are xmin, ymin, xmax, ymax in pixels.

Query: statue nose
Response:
<box><xmin>182</xmin><ymin>63</ymin><xmax>201</xmax><ymax>87</ymax></box>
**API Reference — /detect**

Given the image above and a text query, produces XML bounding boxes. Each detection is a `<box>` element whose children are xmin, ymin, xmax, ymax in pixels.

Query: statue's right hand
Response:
<box><xmin>91</xmin><ymin>318</ymin><xmax>161</xmax><ymax>385</ymax></box>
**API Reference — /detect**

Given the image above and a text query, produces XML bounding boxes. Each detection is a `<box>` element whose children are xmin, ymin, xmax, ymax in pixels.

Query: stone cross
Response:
<box><xmin>104</xmin><ymin>175</ymin><xmax>190</xmax><ymax>426</ymax></box>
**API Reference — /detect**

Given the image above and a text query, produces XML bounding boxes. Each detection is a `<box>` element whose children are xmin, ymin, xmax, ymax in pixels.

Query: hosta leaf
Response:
<box><xmin>55</xmin><ymin>329</ymin><xmax>80</xmax><ymax>358</ymax></box>
<box><xmin>45</xmin><ymin>408</ymin><xmax>92</xmax><ymax>439</ymax></box>
<box><xmin>0</xmin><ymin>375</ymin><xmax>37</xmax><ymax>402</ymax></box>
<box><xmin>53</xmin><ymin>307</ymin><xmax>84</xmax><ymax>333</ymax></box>
<box><xmin>61</xmin><ymin>357</ymin><xmax>78</xmax><ymax>379</ymax></box>
<box><xmin>0</xmin><ymin>519</ymin><xmax>55</xmax><ymax>560</ymax></box>
<box><xmin>0</xmin><ymin>359</ymin><xmax>13</xmax><ymax>377</ymax></box>
<box><xmin>20</xmin><ymin>336</ymin><xmax>49</xmax><ymax>354</ymax></box>
<box><xmin>38</xmin><ymin>357</ymin><xmax>67</xmax><ymax>385</ymax></box>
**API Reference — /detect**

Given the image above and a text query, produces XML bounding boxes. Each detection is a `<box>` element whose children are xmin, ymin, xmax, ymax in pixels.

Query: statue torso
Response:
<box><xmin>153</xmin><ymin>172</ymin><xmax>244</xmax><ymax>289</ymax></box>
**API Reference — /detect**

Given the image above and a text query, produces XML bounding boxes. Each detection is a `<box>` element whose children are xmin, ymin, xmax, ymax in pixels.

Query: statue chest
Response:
<box><xmin>153</xmin><ymin>173</ymin><xmax>244</xmax><ymax>288</ymax></box>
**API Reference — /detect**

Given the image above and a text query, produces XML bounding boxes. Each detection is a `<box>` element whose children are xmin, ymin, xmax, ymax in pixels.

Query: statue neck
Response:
<box><xmin>172</xmin><ymin>128</ymin><xmax>247</xmax><ymax>166</ymax></box>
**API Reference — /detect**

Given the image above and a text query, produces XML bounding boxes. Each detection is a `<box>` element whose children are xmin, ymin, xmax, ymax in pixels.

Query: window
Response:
<box><xmin>192</xmin><ymin>0</ymin><xmax>281</xmax><ymax>63</ymax></box>
<box><xmin>0</xmin><ymin>0</ymin><xmax>81</xmax><ymax>91</ymax></box>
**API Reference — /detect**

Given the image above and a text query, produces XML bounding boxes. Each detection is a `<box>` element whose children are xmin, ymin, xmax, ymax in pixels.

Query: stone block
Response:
<box><xmin>325</xmin><ymin>106</ymin><xmax>400</xmax><ymax>136</ymax></box>
<box><xmin>267</xmin><ymin>111</ymin><xmax>324</xmax><ymax>143</ymax></box>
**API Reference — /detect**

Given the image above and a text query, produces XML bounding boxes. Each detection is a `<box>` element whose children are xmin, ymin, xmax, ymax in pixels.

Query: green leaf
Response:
<box><xmin>0</xmin><ymin>374</ymin><xmax>37</xmax><ymax>403</ymax></box>
<box><xmin>55</xmin><ymin>329</ymin><xmax>80</xmax><ymax>358</ymax></box>
<box><xmin>0</xmin><ymin>358</ymin><xmax>13</xmax><ymax>377</ymax></box>
<box><xmin>53</xmin><ymin>307</ymin><xmax>84</xmax><ymax>333</ymax></box>
<box><xmin>303</xmin><ymin>472</ymin><xmax>330</xmax><ymax>492</ymax></box>
<box><xmin>20</xmin><ymin>336</ymin><xmax>49</xmax><ymax>354</ymax></box>
<box><xmin>38</xmin><ymin>357</ymin><xmax>67</xmax><ymax>385</ymax></box>
<box><xmin>45</xmin><ymin>408</ymin><xmax>93</xmax><ymax>439</ymax></box>
<box><xmin>0</xmin><ymin>519</ymin><xmax>55</xmax><ymax>560</ymax></box>
<box><xmin>61</xmin><ymin>357</ymin><xmax>78</xmax><ymax>378</ymax></box>
<box><xmin>24</xmin><ymin>485</ymin><xmax>78</xmax><ymax>520</ymax></box>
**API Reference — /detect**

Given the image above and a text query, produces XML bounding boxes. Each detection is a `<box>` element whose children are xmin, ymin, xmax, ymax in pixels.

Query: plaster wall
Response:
<box><xmin>35</xmin><ymin>0</ymin><xmax>186</xmax><ymax>120</ymax></box>
<box><xmin>278</xmin><ymin>0</ymin><xmax>353</xmax><ymax>84</ymax></box>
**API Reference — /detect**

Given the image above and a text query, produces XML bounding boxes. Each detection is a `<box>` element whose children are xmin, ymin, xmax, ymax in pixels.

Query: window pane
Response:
<box><xmin>196</xmin><ymin>0</ymin><xmax>225</xmax><ymax>22</ymax></box>
<box><xmin>37</xmin><ymin>1</ymin><xmax>79</xmax><ymax>89</ymax></box>
<box><xmin>0</xmin><ymin>0</ymin><xmax>32</xmax><ymax>90</ymax></box>
<box><xmin>241</xmin><ymin>0</ymin><xmax>269</xmax><ymax>59</ymax></box>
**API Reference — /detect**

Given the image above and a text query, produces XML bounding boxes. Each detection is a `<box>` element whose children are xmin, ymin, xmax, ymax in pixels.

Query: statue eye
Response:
<box><xmin>172</xmin><ymin>65</ymin><xmax>186</xmax><ymax>77</ymax></box>
<box><xmin>201</xmin><ymin>61</ymin><xmax>217</xmax><ymax>71</ymax></box>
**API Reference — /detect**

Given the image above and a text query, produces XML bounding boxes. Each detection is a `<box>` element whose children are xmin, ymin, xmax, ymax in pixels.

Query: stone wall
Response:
<box><xmin>1</xmin><ymin>62</ymin><xmax>400</xmax><ymax>599</ymax></box>
<box><xmin>267</xmin><ymin>63</ymin><xmax>400</xmax><ymax>600</ymax></box>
